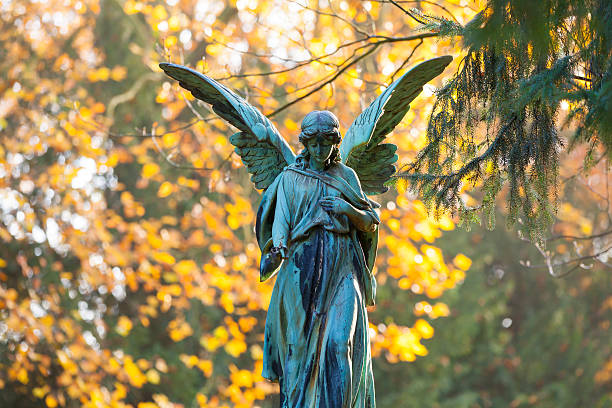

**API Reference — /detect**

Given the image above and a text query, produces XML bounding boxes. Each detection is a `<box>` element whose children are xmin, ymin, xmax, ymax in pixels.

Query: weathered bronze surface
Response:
<box><xmin>160</xmin><ymin>55</ymin><xmax>452</xmax><ymax>407</ymax></box>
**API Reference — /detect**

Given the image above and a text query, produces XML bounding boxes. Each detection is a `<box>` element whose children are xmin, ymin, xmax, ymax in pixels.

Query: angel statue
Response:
<box><xmin>159</xmin><ymin>55</ymin><xmax>452</xmax><ymax>407</ymax></box>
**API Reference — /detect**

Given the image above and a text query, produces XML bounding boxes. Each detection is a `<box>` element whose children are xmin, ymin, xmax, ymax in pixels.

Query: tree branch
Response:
<box><xmin>266</xmin><ymin>43</ymin><xmax>380</xmax><ymax>118</ymax></box>
<box><xmin>386</xmin><ymin>0</ymin><xmax>428</xmax><ymax>25</ymax></box>
<box><xmin>263</xmin><ymin>32</ymin><xmax>437</xmax><ymax>117</ymax></box>
<box><xmin>547</xmin><ymin>229</ymin><xmax>612</xmax><ymax>242</ymax></box>
<box><xmin>106</xmin><ymin>72</ymin><xmax>163</xmax><ymax>121</ymax></box>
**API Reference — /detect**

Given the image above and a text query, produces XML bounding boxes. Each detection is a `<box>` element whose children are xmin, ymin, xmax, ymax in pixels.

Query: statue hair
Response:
<box><xmin>296</xmin><ymin>110</ymin><xmax>342</xmax><ymax>168</ymax></box>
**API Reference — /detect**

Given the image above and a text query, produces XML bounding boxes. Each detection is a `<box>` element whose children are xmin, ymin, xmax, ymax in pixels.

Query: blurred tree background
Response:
<box><xmin>0</xmin><ymin>0</ymin><xmax>610</xmax><ymax>407</ymax></box>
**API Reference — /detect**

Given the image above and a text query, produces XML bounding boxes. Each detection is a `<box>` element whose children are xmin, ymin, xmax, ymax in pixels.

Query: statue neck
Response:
<box><xmin>309</xmin><ymin>159</ymin><xmax>326</xmax><ymax>171</ymax></box>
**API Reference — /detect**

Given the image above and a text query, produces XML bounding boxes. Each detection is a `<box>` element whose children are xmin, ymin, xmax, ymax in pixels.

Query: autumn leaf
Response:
<box><xmin>142</xmin><ymin>163</ymin><xmax>160</xmax><ymax>178</ymax></box>
<box><xmin>152</xmin><ymin>251</ymin><xmax>176</xmax><ymax>265</ymax></box>
<box><xmin>157</xmin><ymin>181</ymin><xmax>174</xmax><ymax>198</ymax></box>
<box><xmin>117</xmin><ymin>316</ymin><xmax>133</xmax><ymax>336</ymax></box>
<box><xmin>453</xmin><ymin>253</ymin><xmax>472</xmax><ymax>271</ymax></box>
<box><xmin>225</xmin><ymin>338</ymin><xmax>247</xmax><ymax>357</ymax></box>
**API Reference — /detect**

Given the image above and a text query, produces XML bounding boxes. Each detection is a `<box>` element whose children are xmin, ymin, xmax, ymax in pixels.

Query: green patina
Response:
<box><xmin>159</xmin><ymin>56</ymin><xmax>452</xmax><ymax>407</ymax></box>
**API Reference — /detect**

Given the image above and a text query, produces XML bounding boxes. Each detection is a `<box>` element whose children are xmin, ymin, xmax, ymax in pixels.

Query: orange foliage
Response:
<box><xmin>0</xmin><ymin>0</ymin><xmax>480</xmax><ymax>406</ymax></box>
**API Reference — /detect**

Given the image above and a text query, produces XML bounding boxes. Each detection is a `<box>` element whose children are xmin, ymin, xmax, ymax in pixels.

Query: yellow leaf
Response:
<box><xmin>105</xmin><ymin>152</ymin><xmax>119</xmax><ymax>167</ymax></box>
<box><xmin>17</xmin><ymin>367</ymin><xmax>28</xmax><ymax>384</ymax></box>
<box><xmin>411</xmin><ymin>341</ymin><xmax>428</xmax><ymax>356</ymax></box>
<box><xmin>388</xmin><ymin>218</ymin><xmax>400</xmax><ymax>231</ymax></box>
<box><xmin>157</xmin><ymin>181</ymin><xmax>173</xmax><ymax>198</ymax></box>
<box><xmin>168</xmin><ymin>319</ymin><xmax>192</xmax><ymax>342</ymax></box>
<box><xmin>147</xmin><ymin>233</ymin><xmax>163</xmax><ymax>249</ymax></box>
<box><xmin>238</xmin><ymin>316</ymin><xmax>257</xmax><ymax>333</ymax></box>
<box><xmin>453</xmin><ymin>253</ymin><xmax>472</xmax><ymax>271</ymax></box>
<box><xmin>33</xmin><ymin>386</ymin><xmax>49</xmax><ymax>398</ymax></box>
<box><xmin>152</xmin><ymin>251</ymin><xmax>175</xmax><ymax>265</ymax></box>
<box><xmin>175</xmin><ymin>260</ymin><xmax>197</xmax><ymax>275</ymax></box>
<box><xmin>113</xmin><ymin>382</ymin><xmax>127</xmax><ymax>399</ymax></box>
<box><xmin>227</xmin><ymin>214</ymin><xmax>241</xmax><ymax>230</ymax></box>
<box><xmin>124</xmin><ymin>0</ymin><xmax>143</xmax><ymax>14</ymax></box>
<box><xmin>166</xmin><ymin>284</ymin><xmax>181</xmax><ymax>296</ymax></box>
<box><xmin>152</xmin><ymin>5</ymin><xmax>167</xmax><ymax>20</ymax></box>
<box><xmin>414</xmin><ymin>319</ymin><xmax>434</xmax><ymax>339</ymax></box>
<box><xmin>202</xmin><ymin>336</ymin><xmax>221</xmax><ymax>351</ymax></box>
<box><xmin>92</xmin><ymin>102</ymin><xmax>106</xmax><ymax>114</ymax></box>
<box><xmin>225</xmin><ymin>338</ymin><xmax>247</xmax><ymax>357</ymax></box>
<box><xmin>213</xmin><ymin>326</ymin><xmax>229</xmax><ymax>342</ymax></box>
<box><xmin>196</xmin><ymin>393</ymin><xmax>208</xmax><ymax>407</ymax></box>
<box><xmin>168</xmin><ymin>15</ymin><xmax>181</xmax><ymax>31</ymax></box>
<box><xmin>162</xmin><ymin>132</ymin><xmax>179</xmax><ymax>148</ymax></box>
<box><xmin>78</xmin><ymin>106</ymin><xmax>92</xmax><ymax>119</ymax></box>
<box><xmin>97</xmin><ymin>67</ymin><xmax>110</xmax><ymax>81</ymax></box>
<box><xmin>45</xmin><ymin>395</ymin><xmax>58</xmax><ymax>408</ymax></box>
<box><xmin>184</xmin><ymin>355</ymin><xmax>198</xmax><ymax>367</ymax></box>
<box><xmin>230</xmin><ymin>369</ymin><xmax>253</xmax><ymax>388</ymax></box>
<box><xmin>111</xmin><ymin>66</ymin><xmax>127</xmax><ymax>81</ymax></box>
<box><xmin>146</xmin><ymin>369</ymin><xmax>160</xmax><ymax>384</ymax></box>
<box><xmin>161</xmin><ymin>272</ymin><xmax>178</xmax><ymax>285</ymax></box>
<box><xmin>220</xmin><ymin>292</ymin><xmax>235</xmax><ymax>313</ymax></box>
<box><xmin>117</xmin><ymin>316</ymin><xmax>133</xmax><ymax>336</ymax></box>
<box><xmin>0</xmin><ymin>258</ymin><xmax>6</xmax><ymax>268</ymax></box>
<box><xmin>164</xmin><ymin>36</ymin><xmax>177</xmax><ymax>48</ymax></box>
<box><xmin>431</xmin><ymin>303</ymin><xmax>450</xmax><ymax>318</ymax></box>
<box><xmin>137</xmin><ymin>403</ymin><xmax>158</xmax><ymax>408</ymax></box>
<box><xmin>142</xmin><ymin>163</ymin><xmax>160</xmax><ymax>178</ymax></box>
<box><xmin>125</xmin><ymin>357</ymin><xmax>147</xmax><ymax>388</ymax></box>
<box><xmin>284</xmin><ymin>118</ymin><xmax>298</xmax><ymax>132</ymax></box>
<box><xmin>197</xmin><ymin>360</ymin><xmax>213</xmax><ymax>377</ymax></box>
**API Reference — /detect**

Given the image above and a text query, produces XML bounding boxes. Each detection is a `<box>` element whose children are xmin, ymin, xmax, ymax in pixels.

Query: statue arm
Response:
<box><xmin>343</xmin><ymin>204</ymin><xmax>379</xmax><ymax>232</ymax></box>
<box><xmin>344</xmin><ymin>166</ymin><xmax>380</xmax><ymax>232</ymax></box>
<box><xmin>271</xmin><ymin>173</ymin><xmax>291</xmax><ymax>254</ymax></box>
<box><xmin>320</xmin><ymin>165</ymin><xmax>380</xmax><ymax>232</ymax></box>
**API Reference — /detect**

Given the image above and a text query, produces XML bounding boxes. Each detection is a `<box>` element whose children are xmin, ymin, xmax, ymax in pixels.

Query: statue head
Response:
<box><xmin>297</xmin><ymin>110</ymin><xmax>342</xmax><ymax>168</ymax></box>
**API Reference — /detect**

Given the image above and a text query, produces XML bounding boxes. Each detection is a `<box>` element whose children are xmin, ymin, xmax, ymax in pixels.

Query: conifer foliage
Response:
<box><xmin>397</xmin><ymin>0</ymin><xmax>612</xmax><ymax>241</ymax></box>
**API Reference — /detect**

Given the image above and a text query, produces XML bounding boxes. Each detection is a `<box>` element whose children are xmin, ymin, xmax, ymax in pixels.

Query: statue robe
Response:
<box><xmin>256</xmin><ymin>161</ymin><xmax>378</xmax><ymax>408</ymax></box>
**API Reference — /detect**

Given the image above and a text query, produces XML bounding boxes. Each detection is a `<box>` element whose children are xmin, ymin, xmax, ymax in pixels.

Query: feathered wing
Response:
<box><xmin>159</xmin><ymin>62</ymin><xmax>296</xmax><ymax>190</ymax></box>
<box><xmin>339</xmin><ymin>56</ymin><xmax>453</xmax><ymax>195</ymax></box>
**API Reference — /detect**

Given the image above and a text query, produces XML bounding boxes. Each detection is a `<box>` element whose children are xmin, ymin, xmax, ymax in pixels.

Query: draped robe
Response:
<box><xmin>256</xmin><ymin>161</ymin><xmax>378</xmax><ymax>408</ymax></box>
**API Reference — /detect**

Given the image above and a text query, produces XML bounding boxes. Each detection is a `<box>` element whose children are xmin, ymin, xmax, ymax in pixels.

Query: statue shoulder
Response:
<box><xmin>275</xmin><ymin>163</ymin><xmax>302</xmax><ymax>184</ymax></box>
<box><xmin>333</xmin><ymin>162</ymin><xmax>361</xmax><ymax>188</ymax></box>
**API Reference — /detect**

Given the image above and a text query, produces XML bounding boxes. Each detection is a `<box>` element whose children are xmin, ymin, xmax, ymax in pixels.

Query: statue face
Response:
<box><xmin>305</xmin><ymin>135</ymin><xmax>335</xmax><ymax>165</ymax></box>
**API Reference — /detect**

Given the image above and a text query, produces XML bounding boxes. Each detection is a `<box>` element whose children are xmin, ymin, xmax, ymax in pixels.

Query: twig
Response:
<box><xmin>547</xmin><ymin>229</ymin><xmax>612</xmax><ymax>242</ymax></box>
<box><xmin>573</xmin><ymin>74</ymin><xmax>592</xmax><ymax>82</ymax></box>
<box><xmin>149</xmin><ymin>125</ymin><xmax>233</xmax><ymax>171</ymax></box>
<box><xmin>81</xmin><ymin>115</ymin><xmax>203</xmax><ymax>139</ymax></box>
<box><xmin>106</xmin><ymin>72</ymin><xmax>163</xmax><ymax>121</ymax></box>
<box><xmin>387</xmin><ymin>0</ymin><xmax>428</xmax><ymax>25</ymax></box>
<box><xmin>288</xmin><ymin>0</ymin><xmax>372</xmax><ymax>38</ymax></box>
<box><xmin>213</xmin><ymin>32</ymin><xmax>435</xmax><ymax>86</ymax></box>
<box><xmin>267</xmin><ymin>42</ymin><xmax>380</xmax><ymax>117</ymax></box>
<box><xmin>388</xmin><ymin>39</ymin><xmax>423</xmax><ymax>83</ymax></box>
<box><xmin>265</xmin><ymin>32</ymin><xmax>438</xmax><ymax>117</ymax></box>
<box><xmin>525</xmin><ymin>240</ymin><xmax>612</xmax><ymax>277</ymax></box>
<box><xmin>370</xmin><ymin>0</ymin><xmax>461</xmax><ymax>24</ymax></box>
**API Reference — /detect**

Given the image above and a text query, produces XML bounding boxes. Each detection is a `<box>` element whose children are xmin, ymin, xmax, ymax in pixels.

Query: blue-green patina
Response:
<box><xmin>159</xmin><ymin>56</ymin><xmax>453</xmax><ymax>408</ymax></box>
<box><xmin>256</xmin><ymin>162</ymin><xmax>379</xmax><ymax>407</ymax></box>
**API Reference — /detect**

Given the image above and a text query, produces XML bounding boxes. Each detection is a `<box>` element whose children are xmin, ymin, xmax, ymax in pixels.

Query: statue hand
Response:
<box><xmin>320</xmin><ymin>196</ymin><xmax>350</xmax><ymax>215</ymax></box>
<box><xmin>270</xmin><ymin>244</ymin><xmax>288</xmax><ymax>260</ymax></box>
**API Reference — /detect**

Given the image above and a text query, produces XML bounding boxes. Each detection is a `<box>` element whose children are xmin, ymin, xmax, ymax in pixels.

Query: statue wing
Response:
<box><xmin>159</xmin><ymin>62</ymin><xmax>296</xmax><ymax>190</ymax></box>
<box><xmin>339</xmin><ymin>56</ymin><xmax>453</xmax><ymax>195</ymax></box>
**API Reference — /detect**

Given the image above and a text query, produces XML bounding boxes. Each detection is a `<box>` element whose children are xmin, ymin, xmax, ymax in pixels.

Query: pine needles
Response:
<box><xmin>393</xmin><ymin>0</ymin><xmax>612</xmax><ymax>243</ymax></box>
